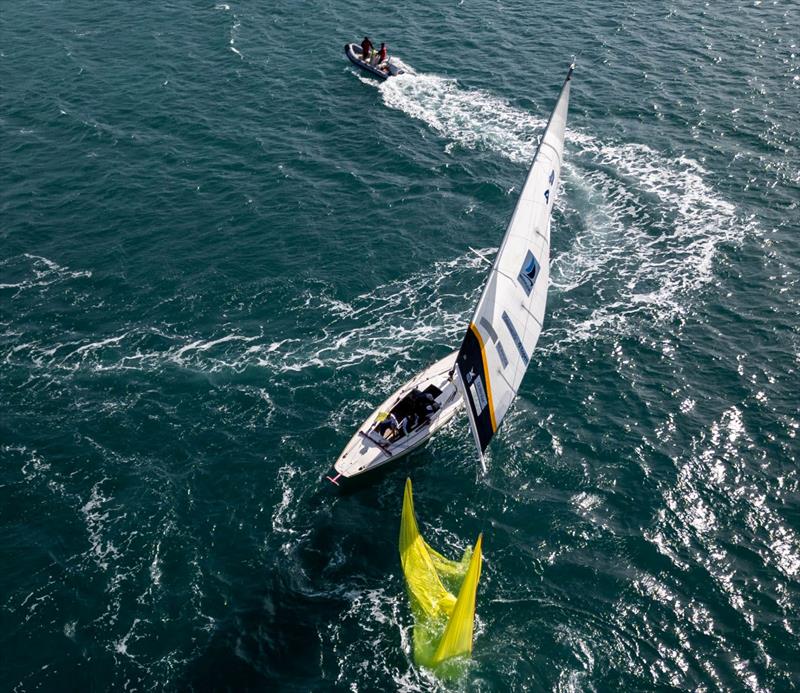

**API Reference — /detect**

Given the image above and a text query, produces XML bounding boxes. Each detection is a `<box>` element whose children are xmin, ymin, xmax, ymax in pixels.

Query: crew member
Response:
<box><xmin>410</xmin><ymin>388</ymin><xmax>438</xmax><ymax>412</ymax></box>
<box><xmin>375</xmin><ymin>412</ymin><xmax>399</xmax><ymax>438</ymax></box>
<box><xmin>375</xmin><ymin>412</ymin><xmax>409</xmax><ymax>440</ymax></box>
<box><xmin>361</xmin><ymin>36</ymin><xmax>373</xmax><ymax>61</ymax></box>
<box><xmin>372</xmin><ymin>43</ymin><xmax>386</xmax><ymax>67</ymax></box>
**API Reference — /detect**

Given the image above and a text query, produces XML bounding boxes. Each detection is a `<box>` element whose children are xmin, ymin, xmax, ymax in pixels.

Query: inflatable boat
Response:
<box><xmin>344</xmin><ymin>42</ymin><xmax>404</xmax><ymax>79</ymax></box>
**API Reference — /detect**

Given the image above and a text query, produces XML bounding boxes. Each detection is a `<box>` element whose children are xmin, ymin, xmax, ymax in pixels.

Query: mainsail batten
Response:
<box><xmin>455</xmin><ymin>64</ymin><xmax>574</xmax><ymax>456</ymax></box>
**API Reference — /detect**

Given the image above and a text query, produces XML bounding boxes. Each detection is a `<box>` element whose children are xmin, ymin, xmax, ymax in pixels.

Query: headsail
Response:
<box><xmin>454</xmin><ymin>64</ymin><xmax>574</xmax><ymax>459</ymax></box>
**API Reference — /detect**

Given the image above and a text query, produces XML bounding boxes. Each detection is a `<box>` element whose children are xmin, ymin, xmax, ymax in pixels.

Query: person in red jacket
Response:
<box><xmin>360</xmin><ymin>36</ymin><xmax>373</xmax><ymax>61</ymax></box>
<box><xmin>376</xmin><ymin>42</ymin><xmax>387</xmax><ymax>66</ymax></box>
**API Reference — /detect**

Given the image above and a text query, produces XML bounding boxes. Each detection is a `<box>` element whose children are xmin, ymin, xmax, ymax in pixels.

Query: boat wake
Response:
<box><xmin>363</xmin><ymin>70</ymin><xmax>757</xmax><ymax>354</ymax></box>
<box><xmin>377</xmin><ymin>72</ymin><xmax>552</xmax><ymax>162</ymax></box>
<box><xmin>2</xmin><ymin>66</ymin><xmax>757</xmax><ymax>387</ymax></box>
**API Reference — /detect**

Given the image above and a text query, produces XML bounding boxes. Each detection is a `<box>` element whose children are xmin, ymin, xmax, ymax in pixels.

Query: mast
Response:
<box><xmin>453</xmin><ymin>63</ymin><xmax>574</xmax><ymax>463</ymax></box>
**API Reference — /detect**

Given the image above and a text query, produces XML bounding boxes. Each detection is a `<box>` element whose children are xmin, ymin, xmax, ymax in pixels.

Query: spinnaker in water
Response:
<box><xmin>399</xmin><ymin>478</ymin><xmax>483</xmax><ymax>674</ymax></box>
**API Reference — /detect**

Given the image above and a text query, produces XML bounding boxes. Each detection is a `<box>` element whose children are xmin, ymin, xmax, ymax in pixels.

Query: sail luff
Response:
<box><xmin>455</xmin><ymin>63</ymin><xmax>574</xmax><ymax>458</ymax></box>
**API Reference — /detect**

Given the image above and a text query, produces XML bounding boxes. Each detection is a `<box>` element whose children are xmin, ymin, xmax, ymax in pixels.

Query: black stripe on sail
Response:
<box><xmin>456</xmin><ymin>325</ymin><xmax>495</xmax><ymax>452</ymax></box>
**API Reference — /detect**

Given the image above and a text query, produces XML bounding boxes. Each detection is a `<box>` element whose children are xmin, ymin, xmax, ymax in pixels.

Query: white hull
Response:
<box><xmin>329</xmin><ymin>351</ymin><xmax>462</xmax><ymax>482</ymax></box>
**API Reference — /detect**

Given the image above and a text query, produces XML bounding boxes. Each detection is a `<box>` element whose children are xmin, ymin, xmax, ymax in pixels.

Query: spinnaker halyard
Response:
<box><xmin>327</xmin><ymin>64</ymin><xmax>574</xmax><ymax>483</ymax></box>
<box><xmin>453</xmin><ymin>64</ymin><xmax>574</xmax><ymax>467</ymax></box>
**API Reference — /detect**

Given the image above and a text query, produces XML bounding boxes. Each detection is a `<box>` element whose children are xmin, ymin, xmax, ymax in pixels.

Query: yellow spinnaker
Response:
<box><xmin>399</xmin><ymin>478</ymin><xmax>483</xmax><ymax>672</ymax></box>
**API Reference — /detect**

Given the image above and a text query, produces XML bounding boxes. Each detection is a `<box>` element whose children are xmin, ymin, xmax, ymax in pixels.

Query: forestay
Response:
<box><xmin>454</xmin><ymin>64</ymin><xmax>574</xmax><ymax>459</ymax></box>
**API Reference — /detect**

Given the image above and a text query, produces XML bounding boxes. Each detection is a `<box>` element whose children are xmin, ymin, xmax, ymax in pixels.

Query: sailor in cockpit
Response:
<box><xmin>404</xmin><ymin>389</ymin><xmax>441</xmax><ymax>433</ymax></box>
<box><xmin>375</xmin><ymin>412</ymin><xmax>408</xmax><ymax>441</ymax></box>
<box><xmin>409</xmin><ymin>388</ymin><xmax>440</xmax><ymax>418</ymax></box>
<box><xmin>373</xmin><ymin>388</ymin><xmax>441</xmax><ymax>443</ymax></box>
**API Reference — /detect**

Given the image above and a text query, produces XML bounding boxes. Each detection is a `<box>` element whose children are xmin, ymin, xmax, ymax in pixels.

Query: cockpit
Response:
<box><xmin>372</xmin><ymin>385</ymin><xmax>443</xmax><ymax>443</ymax></box>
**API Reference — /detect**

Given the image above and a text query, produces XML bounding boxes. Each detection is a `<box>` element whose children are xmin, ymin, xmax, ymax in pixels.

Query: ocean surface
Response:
<box><xmin>1</xmin><ymin>1</ymin><xmax>799</xmax><ymax>690</ymax></box>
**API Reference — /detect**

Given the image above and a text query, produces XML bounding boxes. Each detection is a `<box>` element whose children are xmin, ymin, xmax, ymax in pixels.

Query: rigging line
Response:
<box><xmin>488</xmin><ymin>266</ymin><xmax>521</xmax><ymax>287</ymax></box>
<box><xmin>519</xmin><ymin>302</ymin><xmax>544</xmax><ymax>330</ymax></box>
<box><xmin>468</xmin><ymin>247</ymin><xmax>493</xmax><ymax>266</ymax></box>
<box><xmin>538</xmin><ymin>140</ymin><xmax>563</xmax><ymax>165</ymax></box>
<box><xmin>496</xmin><ymin>365</ymin><xmax>517</xmax><ymax>396</ymax></box>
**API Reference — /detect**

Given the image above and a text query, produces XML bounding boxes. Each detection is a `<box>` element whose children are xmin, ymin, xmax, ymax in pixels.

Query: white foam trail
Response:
<box><xmin>213</xmin><ymin>2</ymin><xmax>242</xmax><ymax>58</ymax></box>
<box><xmin>326</xmin><ymin>587</ymin><xmax>433</xmax><ymax>690</ymax></box>
<box><xmin>13</xmin><ymin>247</ymin><xmax>478</xmax><ymax>378</ymax></box>
<box><xmin>357</xmin><ymin>68</ymin><xmax>756</xmax><ymax>351</ymax></box>
<box><xmin>230</xmin><ymin>25</ymin><xmax>242</xmax><ymax>59</ymax></box>
<box><xmin>378</xmin><ymin>72</ymin><xmax>547</xmax><ymax>163</ymax></box>
<box><xmin>5</xmin><ymin>71</ymin><xmax>756</xmax><ymax>381</ymax></box>
<box><xmin>278</xmin><ymin>250</ymin><xmax>486</xmax><ymax>376</ymax></box>
<box><xmin>0</xmin><ymin>254</ymin><xmax>92</xmax><ymax>292</ymax></box>
<box><xmin>271</xmin><ymin>464</ymin><xmax>298</xmax><ymax>539</ymax></box>
<box><xmin>81</xmin><ymin>479</ymin><xmax>119</xmax><ymax>571</ymax></box>
<box><xmin>172</xmin><ymin>332</ymin><xmax>258</xmax><ymax>359</ymax></box>
<box><xmin>112</xmin><ymin>617</ymin><xmax>142</xmax><ymax>657</ymax></box>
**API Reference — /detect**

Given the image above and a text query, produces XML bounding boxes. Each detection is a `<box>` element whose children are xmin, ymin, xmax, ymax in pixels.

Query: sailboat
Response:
<box><xmin>326</xmin><ymin>64</ymin><xmax>574</xmax><ymax>485</ymax></box>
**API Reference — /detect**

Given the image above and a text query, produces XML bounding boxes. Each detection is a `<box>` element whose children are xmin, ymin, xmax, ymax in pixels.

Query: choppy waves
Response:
<box><xmin>3</xmin><ymin>3</ymin><xmax>798</xmax><ymax>687</ymax></box>
<box><xmin>368</xmin><ymin>70</ymin><xmax>759</xmax><ymax>352</ymax></box>
<box><xmin>3</xmin><ymin>67</ymin><xmax>760</xmax><ymax>388</ymax></box>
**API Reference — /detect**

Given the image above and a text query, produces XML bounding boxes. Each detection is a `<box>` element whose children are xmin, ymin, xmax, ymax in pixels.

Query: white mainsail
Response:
<box><xmin>454</xmin><ymin>64</ymin><xmax>574</xmax><ymax>461</ymax></box>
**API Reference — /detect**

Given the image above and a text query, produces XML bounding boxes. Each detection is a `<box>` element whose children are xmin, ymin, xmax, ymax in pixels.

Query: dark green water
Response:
<box><xmin>1</xmin><ymin>1</ymin><xmax>798</xmax><ymax>690</ymax></box>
